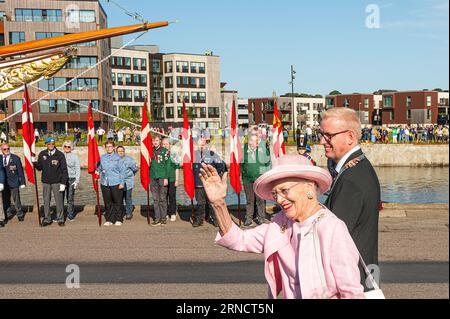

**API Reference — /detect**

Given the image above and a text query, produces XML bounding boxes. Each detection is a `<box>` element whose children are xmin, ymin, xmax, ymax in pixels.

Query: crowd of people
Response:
<box><xmin>0</xmin><ymin>110</ymin><xmax>446</xmax><ymax>298</ymax></box>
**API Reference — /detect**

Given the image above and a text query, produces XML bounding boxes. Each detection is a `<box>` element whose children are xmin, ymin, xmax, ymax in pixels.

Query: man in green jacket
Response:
<box><xmin>241</xmin><ymin>132</ymin><xmax>271</xmax><ymax>226</ymax></box>
<box><xmin>150</xmin><ymin>135</ymin><xmax>171</xmax><ymax>226</ymax></box>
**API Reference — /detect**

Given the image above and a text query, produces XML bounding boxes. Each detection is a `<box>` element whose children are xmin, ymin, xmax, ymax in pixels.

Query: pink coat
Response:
<box><xmin>215</xmin><ymin>208</ymin><xmax>365</xmax><ymax>299</ymax></box>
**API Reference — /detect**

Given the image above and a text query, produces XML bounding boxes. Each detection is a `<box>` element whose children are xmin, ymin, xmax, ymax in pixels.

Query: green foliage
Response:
<box><xmin>329</xmin><ymin>90</ymin><xmax>342</xmax><ymax>95</ymax></box>
<box><xmin>114</xmin><ymin>107</ymin><xmax>141</xmax><ymax>129</ymax></box>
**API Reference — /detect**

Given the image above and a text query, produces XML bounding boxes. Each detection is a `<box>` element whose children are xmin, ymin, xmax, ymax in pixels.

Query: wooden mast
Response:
<box><xmin>0</xmin><ymin>21</ymin><xmax>169</xmax><ymax>58</ymax></box>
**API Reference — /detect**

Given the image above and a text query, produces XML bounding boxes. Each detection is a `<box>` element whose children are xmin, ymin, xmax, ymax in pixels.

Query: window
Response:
<box><xmin>65</xmin><ymin>56</ymin><xmax>97</xmax><ymax>69</ymax></box>
<box><xmin>166</xmin><ymin>107</ymin><xmax>174</xmax><ymax>119</ymax></box>
<box><xmin>152</xmin><ymin>60</ymin><xmax>161</xmax><ymax>73</ymax></box>
<box><xmin>199</xmin><ymin>92</ymin><xmax>206</xmax><ymax>103</ymax></box>
<box><xmin>190</xmin><ymin>77</ymin><xmax>196</xmax><ymax>87</ymax></box>
<box><xmin>426</xmin><ymin>96</ymin><xmax>432</xmax><ymax>107</ymax></box>
<box><xmin>199</xmin><ymin>107</ymin><xmax>207</xmax><ymax>118</ymax></box>
<box><xmin>407</xmin><ymin>96</ymin><xmax>412</xmax><ymax>108</ymax></box>
<box><xmin>177</xmin><ymin>91</ymin><xmax>189</xmax><ymax>103</ymax></box>
<box><xmin>383</xmin><ymin>96</ymin><xmax>393</xmax><ymax>108</ymax></box>
<box><xmin>117</xmin><ymin>74</ymin><xmax>123</xmax><ymax>85</ymax></box>
<box><xmin>208</xmin><ymin>107</ymin><xmax>220</xmax><ymax>118</ymax></box>
<box><xmin>166</xmin><ymin>92</ymin><xmax>174</xmax><ymax>104</ymax></box>
<box><xmin>16</xmin><ymin>9</ymin><xmax>62</xmax><ymax>22</ymax></box>
<box><xmin>111</xmin><ymin>72</ymin><xmax>116</xmax><ymax>84</ymax></box>
<box><xmin>35</xmin><ymin>32</ymin><xmax>64</xmax><ymax>40</ymax></box>
<box><xmin>198</xmin><ymin>62</ymin><xmax>206</xmax><ymax>73</ymax></box>
<box><xmin>364</xmin><ymin>112</ymin><xmax>369</xmax><ymax>122</ymax></box>
<box><xmin>389</xmin><ymin>111</ymin><xmax>394</xmax><ymax>121</ymax></box>
<box><xmin>12</xmin><ymin>100</ymin><xmax>23</xmax><ymax>113</ymax></box>
<box><xmin>125</xmin><ymin>74</ymin><xmax>132</xmax><ymax>85</ymax></box>
<box><xmin>165</xmin><ymin>77</ymin><xmax>173</xmax><ymax>88</ymax></box>
<box><xmin>407</xmin><ymin>109</ymin><xmax>412</xmax><ymax>120</ymax></box>
<box><xmin>152</xmin><ymin>91</ymin><xmax>162</xmax><ymax>103</ymax></box>
<box><xmin>364</xmin><ymin>98</ymin><xmax>369</xmax><ymax>109</ymax></box>
<box><xmin>176</xmin><ymin>61</ymin><xmax>189</xmax><ymax>73</ymax></box>
<box><xmin>66</xmin><ymin>9</ymin><xmax>95</xmax><ymax>23</ymax></box>
<box><xmin>343</xmin><ymin>99</ymin><xmax>349</xmax><ymax>108</ymax></box>
<box><xmin>134</xmin><ymin>90</ymin><xmax>147</xmax><ymax>102</ymax></box>
<box><xmin>39</xmin><ymin>78</ymin><xmax>98</xmax><ymax>91</ymax></box>
<box><xmin>118</xmin><ymin>90</ymin><xmax>132</xmax><ymax>101</ymax></box>
<box><xmin>9</xmin><ymin>32</ymin><xmax>25</xmax><ymax>44</ymax></box>
<box><xmin>165</xmin><ymin>61</ymin><xmax>173</xmax><ymax>73</ymax></box>
<box><xmin>427</xmin><ymin>109</ymin><xmax>431</xmax><ymax>120</ymax></box>
<box><xmin>199</xmin><ymin>77</ymin><xmax>206</xmax><ymax>88</ymax></box>
<box><xmin>133</xmin><ymin>58</ymin><xmax>140</xmax><ymax>70</ymax></box>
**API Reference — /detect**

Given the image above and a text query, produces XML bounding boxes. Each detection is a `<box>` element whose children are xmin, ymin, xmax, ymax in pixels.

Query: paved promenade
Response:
<box><xmin>0</xmin><ymin>204</ymin><xmax>448</xmax><ymax>299</ymax></box>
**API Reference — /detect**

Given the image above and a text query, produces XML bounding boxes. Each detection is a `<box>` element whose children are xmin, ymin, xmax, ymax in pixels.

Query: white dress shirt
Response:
<box><xmin>335</xmin><ymin>145</ymin><xmax>361</xmax><ymax>173</ymax></box>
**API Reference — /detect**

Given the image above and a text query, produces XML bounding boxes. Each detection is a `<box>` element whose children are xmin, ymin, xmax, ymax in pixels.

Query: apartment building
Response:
<box><xmin>279</xmin><ymin>96</ymin><xmax>325</xmax><ymax>128</ymax></box>
<box><xmin>325</xmin><ymin>93</ymin><xmax>380</xmax><ymax>126</ymax></box>
<box><xmin>248</xmin><ymin>97</ymin><xmax>293</xmax><ymax>130</ymax></box>
<box><xmin>111</xmin><ymin>45</ymin><xmax>156</xmax><ymax>118</ymax></box>
<box><xmin>438</xmin><ymin>91</ymin><xmax>449</xmax><ymax>125</ymax></box>
<box><xmin>163</xmin><ymin>52</ymin><xmax>221</xmax><ymax>129</ymax></box>
<box><xmin>381</xmin><ymin>91</ymin><xmax>440</xmax><ymax>125</ymax></box>
<box><xmin>0</xmin><ymin>0</ymin><xmax>112</xmax><ymax>132</ymax></box>
<box><xmin>237</xmin><ymin>98</ymin><xmax>249</xmax><ymax>128</ymax></box>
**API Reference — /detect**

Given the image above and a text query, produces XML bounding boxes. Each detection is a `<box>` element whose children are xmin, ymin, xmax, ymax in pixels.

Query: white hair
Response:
<box><xmin>321</xmin><ymin>108</ymin><xmax>362</xmax><ymax>141</ymax></box>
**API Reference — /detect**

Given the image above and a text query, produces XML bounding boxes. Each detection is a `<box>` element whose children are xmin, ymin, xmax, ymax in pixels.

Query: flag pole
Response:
<box><xmin>147</xmin><ymin>188</ymin><xmax>151</xmax><ymax>224</ymax></box>
<box><xmin>95</xmin><ymin>177</ymin><xmax>101</xmax><ymax>227</ymax></box>
<box><xmin>190</xmin><ymin>200</ymin><xmax>195</xmax><ymax>224</ymax></box>
<box><xmin>24</xmin><ymin>90</ymin><xmax>41</xmax><ymax>227</ymax></box>
<box><xmin>32</xmin><ymin>165</ymin><xmax>41</xmax><ymax>227</ymax></box>
<box><xmin>237</xmin><ymin>192</ymin><xmax>242</xmax><ymax>227</ymax></box>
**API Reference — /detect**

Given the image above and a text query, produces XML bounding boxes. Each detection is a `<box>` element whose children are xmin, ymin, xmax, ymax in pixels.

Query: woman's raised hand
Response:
<box><xmin>199</xmin><ymin>164</ymin><xmax>228</xmax><ymax>205</ymax></box>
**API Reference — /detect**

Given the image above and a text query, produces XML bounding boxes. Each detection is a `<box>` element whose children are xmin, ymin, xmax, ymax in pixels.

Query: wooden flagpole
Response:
<box><xmin>95</xmin><ymin>177</ymin><xmax>101</xmax><ymax>227</ymax></box>
<box><xmin>147</xmin><ymin>188</ymin><xmax>151</xmax><ymax>224</ymax></box>
<box><xmin>237</xmin><ymin>192</ymin><xmax>242</xmax><ymax>227</ymax></box>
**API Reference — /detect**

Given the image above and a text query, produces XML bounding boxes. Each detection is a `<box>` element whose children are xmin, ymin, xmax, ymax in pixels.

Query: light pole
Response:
<box><xmin>358</xmin><ymin>102</ymin><xmax>362</xmax><ymax>124</ymax></box>
<box><xmin>289</xmin><ymin>65</ymin><xmax>297</xmax><ymax>136</ymax></box>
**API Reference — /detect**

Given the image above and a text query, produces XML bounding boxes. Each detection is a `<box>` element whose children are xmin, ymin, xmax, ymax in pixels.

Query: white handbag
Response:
<box><xmin>312</xmin><ymin>214</ymin><xmax>385</xmax><ymax>299</ymax></box>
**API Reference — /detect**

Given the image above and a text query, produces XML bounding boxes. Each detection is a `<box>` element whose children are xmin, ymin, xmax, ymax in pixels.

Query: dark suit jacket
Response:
<box><xmin>325</xmin><ymin>149</ymin><xmax>381</xmax><ymax>288</ymax></box>
<box><xmin>2</xmin><ymin>154</ymin><xmax>25</xmax><ymax>188</ymax></box>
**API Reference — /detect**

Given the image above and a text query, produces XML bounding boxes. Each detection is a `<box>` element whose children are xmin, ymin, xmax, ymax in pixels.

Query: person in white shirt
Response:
<box><xmin>96</xmin><ymin>127</ymin><xmax>106</xmax><ymax>143</ymax></box>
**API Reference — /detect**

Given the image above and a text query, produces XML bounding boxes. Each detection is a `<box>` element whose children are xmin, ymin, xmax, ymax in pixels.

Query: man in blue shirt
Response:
<box><xmin>117</xmin><ymin>146</ymin><xmax>138</xmax><ymax>220</ymax></box>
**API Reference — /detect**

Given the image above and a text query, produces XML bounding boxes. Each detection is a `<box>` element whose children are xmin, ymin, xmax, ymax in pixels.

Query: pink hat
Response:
<box><xmin>253</xmin><ymin>155</ymin><xmax>332</xmax><ymax>201</ymax></box>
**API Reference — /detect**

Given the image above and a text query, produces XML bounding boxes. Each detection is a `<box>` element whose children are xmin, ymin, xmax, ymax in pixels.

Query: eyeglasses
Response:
<box><xmin>64</xmin><ymin>146</ymin><xmax>71</xmax><ymax>149</ymax></box>
<box><xmin>318</xmin><ymin>130</ymin><xmax>350</xmax><ymax>143</ymax></box>
<box><xmin>271</xmin><ymin>183</ymin><xmax>302</xmax><ymax>201</ymax></box>
<box><xmin>2</xmin><ymin>148</ymin><xmax>9</xmax><ymax>151</ymax></box>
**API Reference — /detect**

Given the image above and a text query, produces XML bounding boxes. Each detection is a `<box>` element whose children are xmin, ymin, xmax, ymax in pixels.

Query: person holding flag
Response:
<box><xmin>62</xmin><ymin>140</ymin><xmax>80</xmax><ymax>222</ymax></box>
<box><xmin>35</xmin><ymin>137</ymin><xmax>69</xmax><ymax>227</ymax></box>
<box><xmin>149</xmin><ymin>135</ymin><xmax>170</xmax><ymax>226</ymax></box>
<box><xmin>242</xmin><ymin>131</ymin><xmax>271</xmax><ymax>227</ymax></box>
<box><xmin>192</xmin><ymin>132</ymin><xmax>227</xmax><ymax>228</ymax></box>
<box><xmin>162</xmin><ymin>138</ymin><xmax>180</xmax><ymax>222</ymax></box>
<box><xmin>97</xmin><ymin>141</ymin><xmax>126</xmax><ymax>227</ymax></box>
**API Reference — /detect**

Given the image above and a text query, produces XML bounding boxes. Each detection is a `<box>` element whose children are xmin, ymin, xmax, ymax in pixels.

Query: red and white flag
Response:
<box><xmin>87</xmin><ymin>101</ymin><xmax>101</xmax><ymax>191</ymax></box>
<box><xmin>272</xmin><ymin>96</ymin><xmax>286</xmax><ymax>159</ymax></box>
<box><xmin>140</xmin><ymin>98</ymin><xmax>152</xmax><ymax>191</ymax></box>
<box><xmin>22</xmin><ymin>84</ymin><xmax>35</xmax><ymax>184</ymax></box>
<box><xmin>229</xmin><ymin>100</ymin><xmax>243</xmax><ymax>194</ymax></box>
<box><xmin>182</xmin><ymin>102</ymin><xmax>195</xmax><ymax>200</ymax></box>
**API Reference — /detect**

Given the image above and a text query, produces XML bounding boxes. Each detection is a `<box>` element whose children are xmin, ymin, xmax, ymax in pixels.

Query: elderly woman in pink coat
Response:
<box><xmin>199</xmin><ymin>155</ymin><xmax>365</xmax><ymax>299</ymax></box>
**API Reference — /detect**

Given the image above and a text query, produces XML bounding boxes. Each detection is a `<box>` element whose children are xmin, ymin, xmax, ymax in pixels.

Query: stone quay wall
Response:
<box><xmin>9</xmin><ymin>144</ymin><xmax>449</xmax><ymax>169</ymax></box>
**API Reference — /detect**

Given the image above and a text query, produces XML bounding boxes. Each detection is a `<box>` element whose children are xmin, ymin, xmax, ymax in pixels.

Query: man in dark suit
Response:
<box><xmin>0</xmin><ymin>151</ymin><xmax>6</xmax><ymax>227</ymax></box>
<box><xmin>1</xmin><ymin>143</ymin><xmax>26</xmax><ymax>223</ymax></box>
<box><xmin>319</xmin><ymin>108</ymin><xmax>381</xmax><ymax>291</ymax></box>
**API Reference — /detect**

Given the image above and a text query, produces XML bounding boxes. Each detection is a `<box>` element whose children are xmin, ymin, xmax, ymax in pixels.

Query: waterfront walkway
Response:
<box><xmin>0</xmin><ymin>204</ymin><xmax>448</xmax><ymax>299</ymax></box>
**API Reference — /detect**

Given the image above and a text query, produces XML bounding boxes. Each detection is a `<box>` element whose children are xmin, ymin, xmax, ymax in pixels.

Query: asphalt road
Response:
<box><xmin>0</xmin><ymin>207</ymin><xmax>448</xmax><ymax>299</ymax></box>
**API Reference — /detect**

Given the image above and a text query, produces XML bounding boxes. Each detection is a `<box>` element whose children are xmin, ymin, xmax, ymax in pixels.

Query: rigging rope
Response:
<box><xmin>1</xmin><ymin>30</ymin><xmax>148</xmax><ymax>123</ymax></box>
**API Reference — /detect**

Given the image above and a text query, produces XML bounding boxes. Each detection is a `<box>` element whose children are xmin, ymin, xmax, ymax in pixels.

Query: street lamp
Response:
<box><xmin>289</xmin><ymin>65</ymin><xmax>297</xmax><ymax>136</ymax></box>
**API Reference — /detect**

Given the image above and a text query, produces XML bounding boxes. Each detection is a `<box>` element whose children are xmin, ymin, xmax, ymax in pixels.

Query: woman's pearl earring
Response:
<box><xmin>307</xmin><ymin>191</ymin><xmax>314</xmax><ymax>200</ymax></box>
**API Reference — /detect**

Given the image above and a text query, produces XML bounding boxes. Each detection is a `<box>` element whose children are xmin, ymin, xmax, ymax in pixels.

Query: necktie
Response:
<box><xmin>3</xmin><ymin>156</ymin><xmax>7</xmax><ymax>167</ymax></box>
<box><xmin>327</xmin><ymin>159</ymin><xmax>338</xmax><ymax>179</ymax></box>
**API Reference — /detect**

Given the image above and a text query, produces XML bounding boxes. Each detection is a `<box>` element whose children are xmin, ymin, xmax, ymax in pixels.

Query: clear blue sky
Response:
<box><xmin>100</xmin><ymin>0</ymin><xmax>449</xmax><ymax>97</ymax></box>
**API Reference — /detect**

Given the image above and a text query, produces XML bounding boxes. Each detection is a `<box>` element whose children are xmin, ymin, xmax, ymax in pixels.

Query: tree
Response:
<box><xmin>433</xmin><ymin>88</ymin><xmax>443</xmax><ymax>92</ymax></box>
<box><xmin>329</xmin><ymin>90</ymin><xmax>342</xmax><ymax>95</ymax></box>
<box><xmin>114</xmin><ymin>106</ymin><xmax>141</xmax><ymax>130</ymax></box>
